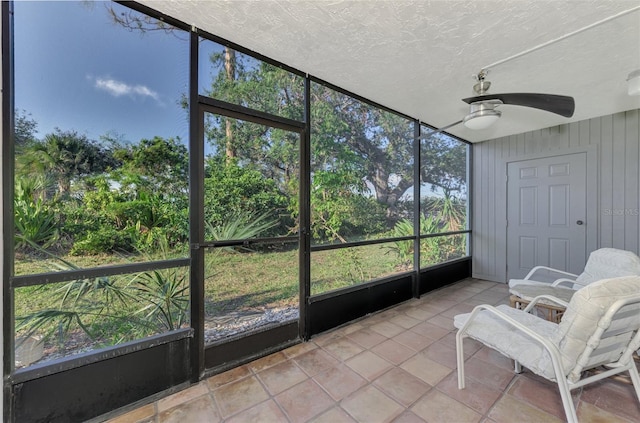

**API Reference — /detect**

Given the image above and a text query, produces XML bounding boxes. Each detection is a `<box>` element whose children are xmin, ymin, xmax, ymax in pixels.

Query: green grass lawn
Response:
<box><xmin>202</xmin><ymin>243</ymin><xmax>403</xmax><ymax>316</ymax></box>
<box><xmin>13</xmin><ymin>243</ymin><xmax>403</xmax><ymax>346</ymax></box>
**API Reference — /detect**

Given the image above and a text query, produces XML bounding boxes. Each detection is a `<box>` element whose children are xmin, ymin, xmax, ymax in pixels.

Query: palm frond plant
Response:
<box><xmin>125</xmin><ymin>237</ymin><xmax>191</xmax><ymax>333</ymax></box>
<box><xmin>25</xmin><ymin>242</ymin><xmax>131</xmax><ymax>309</ymax></box>
<box><xmin>14</xmin><ymin>243</ymin><xmax>142</xmax><ymax>361</ymax></box>
<box><xmin>205</xmin><ymin>211</ymin><xmax>279</xmax><ymax>252</ymax></box>
<box><xmin>16</xmin><ymin>310</ymin><xmax>93</xmax><ymax>346</ymax></box>
<box><xmin>384</xmin><ymin>211</ymin><xmax>466</xmax><ymax>269</ymax></box>
<box><xmin>383</xmin><ymin>218</ymin><xmax>414</xmax><ymax>269</ymax></box>
<box><xmin>14</xmin><ymin>245</ymin><xmax>131</xmax><ymax>350</ymax></box>
<box><xmin>14</xmin><ymin>177</ymin><xmax>60</xmax><ymax>251</ymax></box>
<box><xmin>129</xmin><ymin>267</ymin><xmax>190</xmax><ymax>331</ymax></box>
<box><xmin>426</xmin><ymin>193</ymin><xmax>466</xmax><ymax>232</ymax></box>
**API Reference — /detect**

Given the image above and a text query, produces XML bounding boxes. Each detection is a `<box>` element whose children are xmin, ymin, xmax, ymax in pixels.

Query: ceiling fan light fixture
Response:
<box><xmin>463</xmin><ymin>103</ymin><xmax>502</xmax><ymax>130</ymax></box>
<box><xmin>627</xmin><ymin>69</ymin><xmax>640</xmax><ymax>96</ymax></box>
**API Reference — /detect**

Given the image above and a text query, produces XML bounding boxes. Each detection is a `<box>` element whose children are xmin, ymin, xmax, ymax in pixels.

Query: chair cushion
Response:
<box><xmin>508</xmin><ymin>278</ymin><xmax>549</xmax><ymax>289</ymax></box>
<box><xmin>556</xmin><ymin>275</ymin><xmax>640</xmax><ymax>382</ymax></box>
<box><xmin>454</xmin><ymin>305</ymin><xmax>560</xmax><ymax>380</ymax></box>
<box><xmin>574</xmin><ymin>248</ymin><xmax>640</xmax><ymax>287</ymax></box>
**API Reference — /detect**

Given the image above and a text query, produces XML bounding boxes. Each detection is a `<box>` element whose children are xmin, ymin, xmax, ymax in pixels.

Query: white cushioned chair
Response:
<box><xmin>509</xmin><ymin>248</ymin><xmax>640</xmax><ymax>303</ymax></box>
<box><xmin>454</xmin><ymin>276</ymin><xmax>640</xmax><ymax>423</ymax></box>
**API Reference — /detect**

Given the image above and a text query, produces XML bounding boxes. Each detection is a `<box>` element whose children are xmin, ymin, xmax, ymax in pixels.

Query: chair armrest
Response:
<box><xmin>524</xmin><ymin>266</ymin><xmax>578</xmax><ymax>282</ymax></box>
<box><xmin>523</xmin><ymin>295</ymin><xmax>570</xmax><ymax>313</ymax></box>
<box><xmin>551</xmin><ymin>278</ymin><xmax>578</xmax><ymax>288</ymax></box>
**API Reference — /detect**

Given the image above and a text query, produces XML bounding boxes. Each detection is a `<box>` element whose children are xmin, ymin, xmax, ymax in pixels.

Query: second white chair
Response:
<box><xmin>455</xmin><ymin>275</ymin><xmax>640</xmax><ymax>423</ymax></box>
<box><xmin>509</xmin><ymin>247</ymin><xmax>640</xmax><ymax>302</ymax></box>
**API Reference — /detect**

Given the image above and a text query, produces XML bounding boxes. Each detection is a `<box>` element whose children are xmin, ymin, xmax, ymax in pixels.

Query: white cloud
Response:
<box><xmin>92</xmin><ymin>76</ymin><xmax>162</xmax><ymax>104</ymax></box>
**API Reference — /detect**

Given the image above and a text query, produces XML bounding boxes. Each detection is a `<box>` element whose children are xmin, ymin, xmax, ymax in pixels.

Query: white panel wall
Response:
<box><xmin>472</xmin><ymin>110</ymin><xmax>640</xmax><ymax>282</ymax></box>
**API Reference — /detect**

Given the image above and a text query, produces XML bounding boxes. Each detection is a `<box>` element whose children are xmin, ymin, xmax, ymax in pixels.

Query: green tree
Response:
<box><xmin>112</xmin><ymin>136</ymin><xmax>188</xmax><ymax>198</ymax></box>
<box><xmin>420</xmin><ymin>133</ymin><xmax>467</xmax><ymax>195</ymax></box>
<box><xmin>201</xmin><ymin>43</ymin><xmax>466</xmax><ymax>240</ymax></box>
<box><xmin>203</xmin><ymin>50</ymin><xmax>303</xmax><ymax>193</ymax></box>
<box><xmin>68</xmin><ymin>153</ymin><xmax>190</xmax><ymax>255</ymax></box>
<box><xmin>203</xmin><ymin>158</ymin><xmax>288</xmax><ymax>236</ymax></box>
<box><xmin>308</xmin><ymin>169</ymin><xmax>386</xmax><ymax>242</ymax></box>
<box><xmin>18</xmin><ymin>129</ymin><xmax>118</xmax><ymax>197</ymax></box>
<box><xmin>14</xmin><ymin>109</ymin><xmax>38</xmax><ymax>149</ymax></box>
<box><xmin>107</xmin><ymin>6</ymin><xmax>468</xmax><ymax>237</ymax></box>
<box><xmin>310</xmin><ymin>86</ymin><xmax>414</xmax><ymax>223</ymax></box>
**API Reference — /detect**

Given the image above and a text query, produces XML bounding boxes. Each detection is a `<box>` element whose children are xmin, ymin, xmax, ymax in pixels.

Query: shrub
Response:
<box><xmin>14</xmin><ymin>178</ymin><xmax>59</xmax><ymax>251</ymax></box>
<box><xmin>204</xmin><ymin>159</ymin><xmax>289</xmax><ymax>236</ymax></box>
<box><xmin>130</xmin><ymin>266</ymin><xmax>189</xmax><ymax>331</ymax></box>
<box><xmin>14</xmin><ymin>197</ymin><xmax>59</xmax><ymax>251</ymax></box>
<box><xmin>386</xmin><ymin>213</ymin><xmax>466</xmax><ymax>269</ymax></box>
<box><xmin>70</xmin><ymin>226</ymin><xmax>136</xmax><ymax>255</ymax></box>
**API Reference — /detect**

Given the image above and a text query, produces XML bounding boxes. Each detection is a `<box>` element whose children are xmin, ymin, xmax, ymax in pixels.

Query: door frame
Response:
<box><xmin>497</xmin><ymin>146</ymin><xmax>598</xmax><ymax>283</ymax></box>
<box><xmin>191</xmin><ymin>96</ymin><xmax>308</xmax><ymax>378</ymax></box>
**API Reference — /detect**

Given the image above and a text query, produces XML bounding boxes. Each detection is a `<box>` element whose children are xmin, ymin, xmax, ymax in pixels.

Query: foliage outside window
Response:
<box><xmin>10</xmin><ymin>0</ymin><xmax>472</xmax><ymax>367</ymax></box>
<box><xmin>15</xmin><ymin>265</ymin><xmax>190</xmax><ymax>368</ymax></box>
<box><xmin>311</xmin><ymin>242</ymin><xmax>412</xmax><ymax>295</ymax></box>
<box><xmin>308</xmin><ymin>90</ymin><xmax>469</xmax><ymax>294</ymax></box>
<box><xmin>198</xmin><ymin>103</ymin><xmax>301</xmax><ymax>342</ymax></box>
<box><xmin>310</xmin><ymin>83</ymin><xmax>415</xmax><ymax>245</ymax></box>
<box><xmin>12</xmin><ymin>1</ymin><xmax>190</xmax><ymax>366</ymax></box>
<box><xmin>201</xmin><ymin>114</ymin><xmax>299</xmax><ymax>239</ymax></box>
<box><xmin>199</xmin><ymin>38</ymin><xmax>305</xmax><ymax>121</ymax></box>
<box><xmin>420</xmin><ymin>233</ymin><xmax>467</xmax><ymax>267</ymax></box>
<box><xmin>203</xmin><ymin>244</ymin><xmax>299</xmax><ymax>344</ymax></box>
<box><xmin>418</xmin><ymin>129</ymin><xmax>469</xmax><ymax>268</ymax></box>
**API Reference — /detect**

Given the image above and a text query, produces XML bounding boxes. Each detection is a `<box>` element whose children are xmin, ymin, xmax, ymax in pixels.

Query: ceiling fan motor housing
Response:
<box><xmin>463</xmin><ymin>101</ymin><xmax>502</xmax><ymax>129</ymax></box>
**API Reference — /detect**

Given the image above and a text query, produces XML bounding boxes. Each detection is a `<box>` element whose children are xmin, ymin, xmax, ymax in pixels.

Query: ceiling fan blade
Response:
<box><xmin>416</xmin><ymin>119</ymin><xmax>463</xmax><ymax>139</ymax></box>
<box><xmin>462</xmin><ymin>93</ymin><xmax>575</xmax><ymax>118</ymax></box>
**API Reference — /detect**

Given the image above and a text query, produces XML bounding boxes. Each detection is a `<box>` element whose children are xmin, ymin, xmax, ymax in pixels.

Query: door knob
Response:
<box><xmin>576</xmin><ymin>220</ymin><xmax>584</xmax><ymax>225</ymax></box>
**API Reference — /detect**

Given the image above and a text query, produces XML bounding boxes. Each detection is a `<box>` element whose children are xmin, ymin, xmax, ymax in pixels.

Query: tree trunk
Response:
<box><xmin>224</xmin><ymin>47</ymin><xmax>237</xmax><ymax>162</ymax></box>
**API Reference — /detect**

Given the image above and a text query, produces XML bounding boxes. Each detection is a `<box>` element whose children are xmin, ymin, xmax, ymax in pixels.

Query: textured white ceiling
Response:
<box><xmin>139</xmin><ymin>0</ymin><xmax>640</xmax><ymax>143</ymax></box>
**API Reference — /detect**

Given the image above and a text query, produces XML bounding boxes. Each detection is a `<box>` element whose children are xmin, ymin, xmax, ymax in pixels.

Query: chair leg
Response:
<box><xmin>556</xmin><ymin>376</ymin><xmax>578</xmax><ymax>423</ymax></box>
<box><xmin>514</xmin><ymin>360</ymin><xmax>522</xmax><ymax>374</ymax></box>
<box><xmin>456</xmin><ymin>331</ymin><xmax>466</xmax><ymax>389</ymax></box>
<box><xmin>628</xmin><ymin>360</ymin><xmax>640</xmax><ymax>402</ymax></box>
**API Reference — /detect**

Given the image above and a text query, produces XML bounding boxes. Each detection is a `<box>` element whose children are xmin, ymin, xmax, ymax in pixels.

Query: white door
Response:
<box><xmin>507</xmin><ymin>153</ymin><xmax>587</xmax><ymax>280</ymax></box>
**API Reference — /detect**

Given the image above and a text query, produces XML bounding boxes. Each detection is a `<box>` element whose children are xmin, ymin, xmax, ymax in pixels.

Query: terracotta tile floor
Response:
<box><xmin>106</xmin><ymin>278</ymin><xmax>640</xmax><ymax>423</ymax></box>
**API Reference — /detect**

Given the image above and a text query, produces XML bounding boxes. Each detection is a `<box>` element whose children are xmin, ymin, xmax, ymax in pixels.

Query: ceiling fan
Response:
<box><xmin>423</xmin><ymin>70</ymin><xmax>575</xmax><ymax>136</ymax></box>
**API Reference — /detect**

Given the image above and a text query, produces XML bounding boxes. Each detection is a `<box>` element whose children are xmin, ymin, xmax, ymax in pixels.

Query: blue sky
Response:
<box><xmin>14</xmin><ymin>1</ymin><xmax>190</xmax><ymax>144</ymax></box>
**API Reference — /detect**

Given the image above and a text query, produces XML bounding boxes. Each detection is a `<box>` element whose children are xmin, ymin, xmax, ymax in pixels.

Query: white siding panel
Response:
<box><xmin>625</xmin><ymin>110</ymin><xmax>639</xmax><ymax>253</ymax></box>
<box><xmin>568</xmin><ymin>121</ymin><xmax>580</xmax><ymax>149</ymax></box>
<box><xmin>579</xmin><ymin>120</ymin><xmax>591</xmax><ymax>147</ymax></box>
<box><xmin>600</xmin><ymin>115</ymin><xmax>613</xmax><ymax>247</ymax></box>
<box><xmin>472</xmin><ymin>142</ymin><xmax>486</xmax><ymax>277</ymax></box>
<box><xmin>539</xmin><ymin>127</ymin><xmax>550</xmax><ymax>152</ymax></box>
<box><xmin>488</xmin><ymin>141</ymin><xmax>498</xmax><ymax>277</ymax></box>
<box><xmin>612</xmin><ymin>113</ymin><xmax>626</xmax><ymax>249</ymax></box>
<box><xmin>472</xmin><ymin>110</ymin><xmax>640</xmax><ymax>282</ymax></box>
<box><xmin>554</xmin><ymin>125</ymin><xmax>570</xmax><ymax>151</ymax></box>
